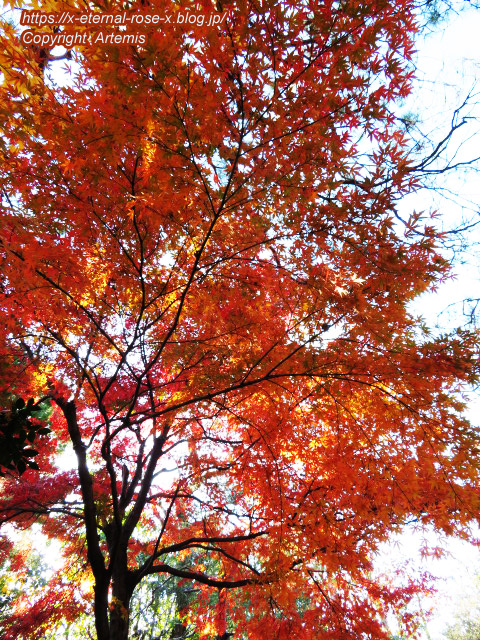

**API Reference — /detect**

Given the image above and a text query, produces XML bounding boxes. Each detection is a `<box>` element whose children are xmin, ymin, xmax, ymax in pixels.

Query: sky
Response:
<box><xmin>403</xmin><ymin>3</ymin><xmax>480</xmax><ymax>331</ymax></box>
<box><xmin>378</xmin><ymin>3</ymin><xmax>480</xmax><ymax>638</ymax></box>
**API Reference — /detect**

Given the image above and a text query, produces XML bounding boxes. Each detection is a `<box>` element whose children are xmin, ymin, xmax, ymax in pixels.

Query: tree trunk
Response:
<box><xmin>171</xmin><ymin>621</ymin><xmax>188</xmax><ymax>638</ymax></box>
<box><xmin>94</xmin><ymin>577</ymin><xmax>110</xmax><ymax>640</ymax></box>
<box><xmin>110</xmin><ymin>583</ymin><xmax>132</xmax><ymax>640</ymax></box>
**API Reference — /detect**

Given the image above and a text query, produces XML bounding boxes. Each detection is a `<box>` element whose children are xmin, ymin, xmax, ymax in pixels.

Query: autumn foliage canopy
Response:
<box><xmin>0</xmin><ymin>0</ymin><xmax>479</xmax><ymax>638</ymax></box>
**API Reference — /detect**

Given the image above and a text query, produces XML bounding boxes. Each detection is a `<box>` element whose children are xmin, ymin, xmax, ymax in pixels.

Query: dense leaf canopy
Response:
<box><xmin>0</xmin><ymin>0</ymin><xmax>479</xmax><ymax>638</ymax></box>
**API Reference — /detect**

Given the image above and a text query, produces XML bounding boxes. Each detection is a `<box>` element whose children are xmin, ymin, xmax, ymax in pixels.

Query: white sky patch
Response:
<box><xmin>376</xmin><ymin>5</ymin><xmax>480</xmax><ymax>639</ymax></box>
<box><xmin>399</xmin><ymin>5</ymin><xmax>480</xmax><ymax>334</ymax></box>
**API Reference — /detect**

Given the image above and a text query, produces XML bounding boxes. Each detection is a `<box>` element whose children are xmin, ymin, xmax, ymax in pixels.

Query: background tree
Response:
<box><xmin>440</xmin><ymin>567</ymin><xmax>480</xmax><ymax>640</ymax></box>
<box><xmin>1</xmin><ymin>0</ymin><xmax>480</xmax><ymax>639</ymax></box>
<box><xmin>445</xmin><ymin>615</ymin><xmax>480</xmax><ymax>640</ymax></box>
<box><xmin>0</xmin><ymin>332</ymin><xmax>52</xmax><ymax>475</ymax></box>
<box><xmin>0</xmin><ymin>394</ymin><xmax>52</xmax><ymax>473</ymax></box>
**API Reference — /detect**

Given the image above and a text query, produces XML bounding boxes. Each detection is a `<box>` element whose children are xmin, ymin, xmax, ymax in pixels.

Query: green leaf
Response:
<box><xmin>16</xmin><ymin>460</ymin><xmax>26</xmax><ymax>475</ymax></box>
<box><xmin>22</xmin><ymin>449</ymin><xmax>38</xmax><ymax>457</ymax></box>
<box><xmin>13</xmin><ymin>398</ymin><xmax>25</xmax><ymax>410</ymax></box>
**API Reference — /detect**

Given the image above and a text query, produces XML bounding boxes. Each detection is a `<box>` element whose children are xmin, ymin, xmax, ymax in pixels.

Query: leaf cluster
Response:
<box><xmin>0</xmin><ymin>398</ymin><xmax>51</xmax><ymax>476</ymax></box>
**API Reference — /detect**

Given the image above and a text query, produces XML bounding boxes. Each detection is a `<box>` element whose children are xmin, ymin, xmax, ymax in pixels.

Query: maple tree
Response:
<box><xmin>1</xmin><ymin>0</ymin><xmax>480</xmax><ymax>638</ymax></box>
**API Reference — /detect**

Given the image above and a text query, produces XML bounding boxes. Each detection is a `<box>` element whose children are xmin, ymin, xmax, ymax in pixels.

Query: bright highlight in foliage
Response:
<box><xmin>0</xmin><ymin>0</ymin><xmax>479</xmax><ymax>638</ymax></box>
